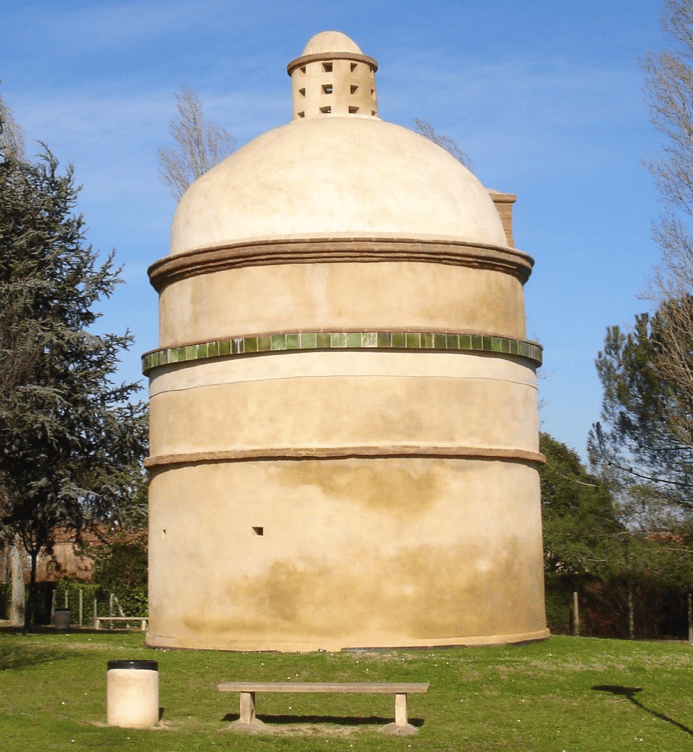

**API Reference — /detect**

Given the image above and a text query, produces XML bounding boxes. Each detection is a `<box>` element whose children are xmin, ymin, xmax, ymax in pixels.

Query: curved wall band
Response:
<box><xmin>142</xmin><ymin>330</ymin><xmax>542</xmax><ymax>375</ymax></box>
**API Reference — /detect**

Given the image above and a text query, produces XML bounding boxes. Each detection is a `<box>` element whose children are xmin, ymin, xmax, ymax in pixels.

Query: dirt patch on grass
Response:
<box><xmin>223</xmin><ymin>722</ymin><xmax>360</xmax><ymax>736</ymax></box>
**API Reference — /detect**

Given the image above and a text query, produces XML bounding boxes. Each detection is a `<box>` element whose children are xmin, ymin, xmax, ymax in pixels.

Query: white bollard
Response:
<box><xmin>107</xmin><ymin>660</ymin><xmax>159</xmax><ymax>728</ymax></box>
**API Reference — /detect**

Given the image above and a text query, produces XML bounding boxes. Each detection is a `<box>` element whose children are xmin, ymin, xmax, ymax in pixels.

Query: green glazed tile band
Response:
<box><xmin>142</xmin><ymin>331</ymin><xmax>542</xmax><ymax>375</ymax></box>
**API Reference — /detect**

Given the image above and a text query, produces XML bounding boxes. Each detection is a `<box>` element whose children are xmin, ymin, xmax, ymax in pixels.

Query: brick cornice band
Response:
<box><xmin>142</xmin><ymin>330</ymin><xmax>543</xmax><ymax>374</ymax></box>
<box><xmin>287</xmin><ymin>51</ymin><xmax>378</xmax><ymax>75</ymax></box>
<box><xmin>145</xmin><ymin>445</ymin><xmax>546</xmax><ymax>469</ymax></box>
<box><xmin>147</xmin><ymin>236</ymin><xmax>535</xmax><ymax>292</ymax></box>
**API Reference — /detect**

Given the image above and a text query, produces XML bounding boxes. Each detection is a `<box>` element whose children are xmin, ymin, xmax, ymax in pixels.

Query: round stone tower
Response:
<box><xmin>143</xmin><ymin>31</ymin><xmax>548</xmax><ymax>651</ymax></box>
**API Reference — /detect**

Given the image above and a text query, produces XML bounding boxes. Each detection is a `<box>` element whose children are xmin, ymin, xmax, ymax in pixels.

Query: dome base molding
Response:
<box><xmin>149</xmin><ymin>235</ymin><xmax>534</xmax><ymax>292</ymax></box>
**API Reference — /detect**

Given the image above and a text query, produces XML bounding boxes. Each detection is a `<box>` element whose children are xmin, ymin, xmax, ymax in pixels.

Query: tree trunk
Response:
<box><xmin>9</xmin><ymin>539</ymin><xmax>25</xmax><ymax>627</ymax></box>
<box><xmin>23</xmin><ymin>549</ymin><xmax>38</xmax><ymax>633</ymax></box>
<box><xmin>628</xmin><ymin>584</ymin><xmax>635</xmax><ymax>640</ymax></box>
<box><xmin>573</xmin><ymin>591</ymin><xmax>580</xmax><ymax>637</ymax></box>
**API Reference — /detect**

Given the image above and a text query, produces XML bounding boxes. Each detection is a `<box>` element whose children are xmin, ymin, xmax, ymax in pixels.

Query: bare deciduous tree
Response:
<box><xmin>589</xmin><ymin>2</ymin><xmax>693</xmax><ymax>520</ymax></box>
<box><xmin>641</xmin><ymin>0</ymin><xmax>693</xmax><ymax>444</ymax></box>
<box><xmin>157</xmin><ymin>86</ymin><xmax>236</xmax><ymax>200</ymax></box>
<box><xmin>412</xmin><ymin>118</ymin><xmax>472</xmax><ymax>170</ymax></box>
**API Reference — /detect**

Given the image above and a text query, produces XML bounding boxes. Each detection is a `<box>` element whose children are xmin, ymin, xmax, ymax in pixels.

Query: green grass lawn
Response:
<box><xmin>0</xmin><ymin>628</ymin><xmax>691</xmax><ymax>751</ymax></box>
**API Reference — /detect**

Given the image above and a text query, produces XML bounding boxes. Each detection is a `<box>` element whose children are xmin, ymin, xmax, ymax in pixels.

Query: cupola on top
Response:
<box><xmin>287</xmin><ymin>31</ymin><xmax>378</xmax><ymax>119</ymax></box>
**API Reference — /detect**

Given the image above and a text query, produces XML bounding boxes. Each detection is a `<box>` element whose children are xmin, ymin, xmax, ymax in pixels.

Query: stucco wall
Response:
<box><xmin>148</xmin><ymin>351</ymin><xmax>539</xmax><ymax>460</ymax></box>
<box><xmin>157</xmin><ymin>261</ymin><xmax>528</xmax><ymax>346</ymax></box>
<box><xmin>148</xmin><ymin>457</ymin><xmax>546</xmax><ymax>651</ymax></box>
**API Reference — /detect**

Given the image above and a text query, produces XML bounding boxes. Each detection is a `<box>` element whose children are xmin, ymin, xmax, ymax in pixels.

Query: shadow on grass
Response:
<box><xmin>0</xmin><ymin>625</ymin><xmax>141</xmax><ymax>635</ymax></box>
<box><xmin>0</xmin><ymin>642</ymin><xmax>72</xmax><ymax>671</ymax></box>
<box><xmin>593</xmin><ymin>685</ymin><xmax>693</xmax><ymax>737</ymax></box>
<box><xmin>222</xmin><ymin>712</ymin><xmax>424</xmax><ymax>728</ymax></box>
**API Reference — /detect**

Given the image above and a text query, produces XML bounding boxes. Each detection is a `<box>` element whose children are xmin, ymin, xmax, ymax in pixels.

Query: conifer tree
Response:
<box><xmin>589</xmin><ymin>310</ymin><xmax>693</xmax><ymax>519</ymax></box>
<box><xmin>0</xmin><ymin>148</ymin><xmax>147</xmax><ymax>630</ymax></box>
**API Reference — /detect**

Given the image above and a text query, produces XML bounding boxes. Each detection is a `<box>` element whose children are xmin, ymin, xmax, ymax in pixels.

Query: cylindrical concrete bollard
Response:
<box><xmin>107</xmin><ymin>660</ymin><xmax>159</xmax><ymax>728</ymax></box>
<box><xmin>53</xmin><ymin>609</ymin><xmax>70</xmax><ymax>630</ymax></box>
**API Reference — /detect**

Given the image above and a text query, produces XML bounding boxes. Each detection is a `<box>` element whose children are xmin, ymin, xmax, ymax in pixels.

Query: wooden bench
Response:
<box><xmin>217</xmin><ymin>681</ymin><xmax>429</xmax><ymax>735</ymax></box>
<box><xmin>94</xmin><ymin>616</ymin><xmax>148</xmax><ymax>631</ymax></box>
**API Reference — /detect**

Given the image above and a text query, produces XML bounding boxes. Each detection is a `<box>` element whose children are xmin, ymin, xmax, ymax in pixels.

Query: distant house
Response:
<box><xmin>0</xmin><ymin>529</ymin><xmax>98</xmax><ymax>584</ymax></box>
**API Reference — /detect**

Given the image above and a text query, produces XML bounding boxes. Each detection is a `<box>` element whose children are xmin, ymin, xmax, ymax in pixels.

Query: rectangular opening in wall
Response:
<box><xmin>297</xmin><ymin>111</ymin><xmax>305</xmax><ymax>118</ymax></box>
<box><xmin>322</xmin><ymin>84</ymin><xmax>333</xmax><ymax>94</ymax></box>
<box><xmin>320</xmin><ymin>106</ymin><xmax>331</xmax><ymax>114</ymax></box>
<box><xmin>350</xmin><ymin>62</ymin><xmax>357</xmax><ymax>72</ymax></box>
<box><xmin>300</xmin><ymin>66</ymin><xmax>306</xmax><ymax>74</ymax></box>
<box><xmin>252</xmin><ymin>526</ymin><xmax>264</xmax><ymax>536</ymax></box>
<box><xmin>298</xmin><ymin>88</ymin><xmax>306</xmax><ymax>97</ymax></box>
<box><xmin>350</xmin><ymin>85</ymin><xmax>358</xmax><ymax>94</ymax></box>
<box><xmin>322</xmin><ymin>62</ymin><xmax>333</xmax><ymax>72</ymax></box>
<box><xmin>161</xmin><ymin>529</ymin><xmax>167</xmax><ymax>540</ymax></box>
<box><xmin>349</xmin><ymin>106</ymin><xmax>359</xmax><ymax>113</ymax></box>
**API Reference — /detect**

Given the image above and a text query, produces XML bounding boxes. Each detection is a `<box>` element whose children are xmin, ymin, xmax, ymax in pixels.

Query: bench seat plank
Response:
<box><xmin>217</xmin><ymin>681</ymin><xmax>429</xmax><ymax>694</ymax></box>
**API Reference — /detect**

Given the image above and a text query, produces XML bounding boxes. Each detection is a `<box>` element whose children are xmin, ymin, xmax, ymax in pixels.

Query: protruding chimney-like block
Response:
<box><xmin>489</xmin><ymin>190</ymin><xmax>517</xmax><ymax>248</ymax></box>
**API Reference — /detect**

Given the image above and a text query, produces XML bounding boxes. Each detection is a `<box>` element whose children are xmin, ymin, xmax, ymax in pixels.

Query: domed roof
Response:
<box><xmin>302</xmin><ymin>30</ymin><xmax>362</xmax><ymax>55</ymax></box>
<box><xmin>169</xmin><ymin>33</ymin><xmax>508</xmax><ymax>256</ymax></box>
<box><xmin>171</xmin><ymin>118</ymin><xmax>507</xmax><ymax>255</ymax></box>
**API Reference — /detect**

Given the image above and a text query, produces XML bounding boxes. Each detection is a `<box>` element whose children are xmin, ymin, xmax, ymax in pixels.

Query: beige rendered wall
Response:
<box><xmin>147</xmin><ymin>457</ymin><xmax>546</xmax><ymax>651</ymax></box>
<box><xmin>148</xmin><ymin>352</ymin><xmax>539</xmax><ymax>460</ymax></box>
<box><xmin>157</xmin><ymin>261</ymin><xmax>528</xmax><ymax>346</ymax></box>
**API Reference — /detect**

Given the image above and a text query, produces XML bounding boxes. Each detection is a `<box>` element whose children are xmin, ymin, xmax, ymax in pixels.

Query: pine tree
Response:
<box><xmin>0</xmin><ymin>148</ymin><xmax>147</xmax><ymax>630</ymax></box>
<box><xmin>589</xmin><ymin>310</ymin><xmax>693</xmax><ymax>518</ymax></box>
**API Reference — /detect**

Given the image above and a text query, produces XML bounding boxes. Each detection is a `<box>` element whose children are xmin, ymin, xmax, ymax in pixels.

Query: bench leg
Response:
<box><xmin>395</xmin><ymin>693</ymin><xmax>408</xmax><ymax>727</ymax></box>
<box><xmin>239</xmin><ymin>691</ymin><xmax>256</xmax><ymax>724</ymax></box>
<box><xmin>380</xmin><ymin>693</ymin><xmax>418</xmax><ymax>736</ymax></box>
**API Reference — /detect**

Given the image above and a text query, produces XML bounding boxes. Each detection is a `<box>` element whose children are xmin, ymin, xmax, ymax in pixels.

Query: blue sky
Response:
<box><xmin>2</xmin><ymin>0</ymin><xmax>668</xmax><ymax>458</ymax></box>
